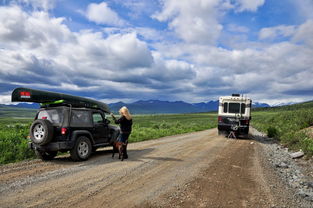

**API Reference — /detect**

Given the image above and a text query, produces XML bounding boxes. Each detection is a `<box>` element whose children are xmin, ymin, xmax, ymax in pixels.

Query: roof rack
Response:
<box><xmin>11</xmin><ymin>87</ymin><xmax>110</xmax><ymax>113</ymax></box>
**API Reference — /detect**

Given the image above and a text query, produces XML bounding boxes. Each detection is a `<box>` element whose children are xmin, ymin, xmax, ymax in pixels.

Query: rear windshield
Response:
<box><xmin>223</xmin><ymin>102</ymin><xmax>246</xmax><ymax>114</ymax></box>
<box><xmin>37</xmin><ymin>109</ymin><xmax>63</xmax><ymax>125</ymax></box>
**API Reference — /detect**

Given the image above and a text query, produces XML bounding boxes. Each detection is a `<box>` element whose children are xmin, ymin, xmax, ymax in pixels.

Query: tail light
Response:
<box><xmin>243</xmin><ymin>120</ymin><xmax>249</xmax><ymax>125</ymax></box>
<box><xmin>61</xmin><ymin>127</ymin><xmax>67</xmax><ymax>135</ymax></box>
<box><xmin>218</xmin><ymin>116</ymin><xmax>222</xmax><ymax>122</ymax></box>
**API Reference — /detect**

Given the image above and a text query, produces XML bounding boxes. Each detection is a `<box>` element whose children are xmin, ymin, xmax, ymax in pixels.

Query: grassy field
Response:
<box><xmin>0</xmin><ymin>113</ymin><xmax>217</xmax><ymax>165</ymax></box>
<box><xmin>251</xmin><ymin>101</ymin><xmax>313</xmax><ymax>156</ymax></box>
<box><xmin>0</xmin><ymin>106</ymin><xmax>37</xmax><ymax>118</ymax></box>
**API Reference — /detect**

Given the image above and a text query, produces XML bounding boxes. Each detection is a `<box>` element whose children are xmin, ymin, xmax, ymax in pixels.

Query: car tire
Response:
<box><xmin>35</xmin><ymin>150</ymin><xmax>57</xmax><ymax>160</ymax></box>
<box><xmin>30</xmin><ymin>119</ymin><xmax>54</xmax><ymax>145</ymax></box>
<box><xmin>70</xmin><ymin>136</ymin><xmax>92</xmax><ymax>161</ymax></box>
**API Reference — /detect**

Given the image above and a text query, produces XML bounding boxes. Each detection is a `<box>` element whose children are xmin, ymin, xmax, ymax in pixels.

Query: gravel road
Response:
<box><xmin>1</xmin><ymin>128</ymin><xmax>312</xmax><ymax>208</ymax></box>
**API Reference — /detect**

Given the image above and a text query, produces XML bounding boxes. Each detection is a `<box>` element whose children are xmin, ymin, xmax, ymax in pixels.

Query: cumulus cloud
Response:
<box><xmin>0</xmin><ymin>5</ymin><xmax>73</xmax><ymax>51</ymax></box>
<box><xmin>152</xmin><ymin>0</ymin><xmax>265</xmax><ymax>45</ymax></box>
<box><xmin>14</xmin><ymin>0</ymin><xmax>55</xmax><ymax>11</ymax></box>
<box><xmin>226</xmin><ymin>24</ymin><xmax>249</xmax><ymax>33</ymax></box>
<box><xmin>0</xmin><ymin>4</ymin><xmax>197</xmax><ymax>103</ymax></box>
<box><xmin>292</xmin><ymin>20</ymin><xmax>313</xmax><ymax>47</ymax></box>
<box><xmin>153</xmin><ymin>0</ymin><xmax>223</xmax><ymax>44</ymax></box>
<box><xmin>259</xmin><ymin>25</ymin><xmax>296</xmax><ymax>40</ymax></box>
<box><xmin>291</xmin><ymin>0</ymin><xmax>313</xmax><ymax>20</ymax></box>
<box><xmin>86</xmin><ymin>2</ymin><xmax>125</xmax><ymax>26</ymax></box>
<box><xmin>235</xmin><ymin>0</ymin><xmax>265</xmax><ymax>12</ymax></box>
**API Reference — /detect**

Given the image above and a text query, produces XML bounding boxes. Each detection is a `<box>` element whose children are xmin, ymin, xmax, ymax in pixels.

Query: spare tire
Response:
<box><xmin>30</xmin><ymin>119</ymin><xmax>54</xmax><ymax>145</ymax></box>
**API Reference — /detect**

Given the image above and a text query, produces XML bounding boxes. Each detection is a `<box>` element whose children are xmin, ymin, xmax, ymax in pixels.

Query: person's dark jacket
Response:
<box><xmin>114</xmin><ymin>116</ymin><xmax>132</xmax><ymax>133</ymax></box>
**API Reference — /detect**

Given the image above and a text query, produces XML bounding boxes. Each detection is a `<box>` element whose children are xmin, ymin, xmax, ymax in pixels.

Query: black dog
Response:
<box><xmin>112</xmin><ymin>141</ymin><xmax>126</xmax><ymax>161</ymax></box>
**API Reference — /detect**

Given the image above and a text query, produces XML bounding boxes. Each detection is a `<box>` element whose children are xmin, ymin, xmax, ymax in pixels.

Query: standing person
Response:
<box><xmin>110</xmin><ymin>106</ymin><xmax>132</xmax><ymax>159</ymax></box>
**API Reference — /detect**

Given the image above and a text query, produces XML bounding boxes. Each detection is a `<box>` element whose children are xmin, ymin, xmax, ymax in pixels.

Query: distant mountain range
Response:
<box><xmin>109</xmin><ymin>100</ymin><xmax>270</xmax><ymax>114</ymax></box>
<box><xmin>0</xmin><ymin>100</ymin><xmax>270</xmax><ymax>114</ymax></box>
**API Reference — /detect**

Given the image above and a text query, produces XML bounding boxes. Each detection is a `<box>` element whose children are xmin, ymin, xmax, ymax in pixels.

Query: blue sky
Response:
<box><xmin>0</xmin><ymin>0</ymin><xmax>312</xmax><ymax>105</ymax></box>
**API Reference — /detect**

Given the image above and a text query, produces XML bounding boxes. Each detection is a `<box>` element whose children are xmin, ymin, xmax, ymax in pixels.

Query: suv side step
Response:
<box><xmin>93</xmin><ymin>142</ymin><xmax>111</xmax><ymax>148</ymax></box>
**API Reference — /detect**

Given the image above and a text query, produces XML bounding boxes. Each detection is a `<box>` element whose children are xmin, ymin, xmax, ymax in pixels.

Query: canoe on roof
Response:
<box><xmin>11</xmin><ymin>87</ymin><xmax>110</xmax><ymax>113</ymax></box>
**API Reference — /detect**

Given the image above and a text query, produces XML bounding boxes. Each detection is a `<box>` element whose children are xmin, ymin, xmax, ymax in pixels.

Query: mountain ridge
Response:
<box><xmin>1</xmin><ymin>99</ymin><xmax>270</xmax><ymax>114</ymax></box>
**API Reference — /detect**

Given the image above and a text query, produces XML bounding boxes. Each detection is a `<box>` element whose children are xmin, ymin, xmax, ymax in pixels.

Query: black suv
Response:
<box><xmin>29</xmin><ymin>106</ymin><xmax>120</xmax><ymax>161</ymax></box>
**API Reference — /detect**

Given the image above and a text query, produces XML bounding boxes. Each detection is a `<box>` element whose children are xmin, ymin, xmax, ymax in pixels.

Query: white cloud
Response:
<box><xmin>153</xmin><ymin>0</ymin><xmax>223</xmax><ymax>44</ymax></box>
<box><xmin>227</xmin><ymin>24</ymin><xmax>249</xmax><ymax>33</ymax></box>
<box><xmin>15</xmin><ymin>0</ymin><xmax>55</xmax><ymax>11</ymax></box>
<box><xmin>259</xmin><ymin>25</ymin><xmax>296</xmax><ymax>40</ymax></box>
<box><xmin>235</xmin><ymin>0</ymin><xmax>265</xmax><ymax>12</ymax></box>
<box><xmin>291</xmin><ymin>0</ymin><xmax>313</xmax><ymax>20</ymax></box>
<box><xmin>86</xmin><ymin>2</ymin><xmax>125</xmax><ymax>26</ymax></box>
<box><xmin>0</xmin><ymin>94</ymin><xmax>12</xmax><ymax>104</ymax></box>
<box><xmin>292</xmin><ymin>20</ymin><xmax>313</xmax><ymax>47</ymax></box>
<box><xmin>0</xmin><ymin>5</ymin><xmax>73</xmax><ymax>51</ymax></box>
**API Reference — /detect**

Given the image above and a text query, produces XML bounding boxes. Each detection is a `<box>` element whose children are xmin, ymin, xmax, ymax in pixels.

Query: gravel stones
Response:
<box><xmin>251</xmin><ymin>128</ymin><xmax>313</xmax><ymax>206</ymax></box>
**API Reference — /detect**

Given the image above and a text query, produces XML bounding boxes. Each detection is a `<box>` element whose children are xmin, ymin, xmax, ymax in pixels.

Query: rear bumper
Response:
<box><xmin>29</xmin><ymin>141</ymin><xmax>74</xmax><ymax>152</ymax></box>
<box><xmin>218</xmin><ymin>124</ymin><xmax>249</xmax><ymax>134</ymax></box>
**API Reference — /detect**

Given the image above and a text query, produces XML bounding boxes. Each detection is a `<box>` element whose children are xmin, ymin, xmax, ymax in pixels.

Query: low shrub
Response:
<box><xmin>267</xmin><ymin>127</ymin><xmax>279</xmax><ymax>138</ymax></box>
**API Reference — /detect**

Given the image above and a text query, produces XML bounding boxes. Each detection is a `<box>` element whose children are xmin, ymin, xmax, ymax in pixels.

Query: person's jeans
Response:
<box><xmin>117</xmin><ymin>133</ymin><xmax>130</xmax><ymax>143</ymax></box>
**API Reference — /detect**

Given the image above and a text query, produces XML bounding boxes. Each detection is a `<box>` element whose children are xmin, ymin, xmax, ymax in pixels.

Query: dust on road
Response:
<box><xmin>0</xmin><ymin>129</ymin><xmax>302</xmax><ymax>207</ymax></box>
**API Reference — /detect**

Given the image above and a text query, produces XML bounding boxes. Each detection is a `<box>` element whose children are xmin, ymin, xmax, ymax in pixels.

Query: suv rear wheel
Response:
<box><xmin>30</xmin><ymin>119</ymin><xmax>54</xmax><ymax>145</ymax></box>
<box><xmin>35</xmin><ymin>150</ymin><xmax>57</xmax><ymax>160</ymax></box>
<box><xmin>70</xmin><ymin>136</ymin><xmax>92</xmax><ymax>161</ymax></box>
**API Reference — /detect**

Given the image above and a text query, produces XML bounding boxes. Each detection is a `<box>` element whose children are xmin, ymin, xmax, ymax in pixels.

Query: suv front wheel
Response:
<box><xmin>70</xmin><ymin>136</ymin><xmax>92</xmax><ymax>161</ymax></box>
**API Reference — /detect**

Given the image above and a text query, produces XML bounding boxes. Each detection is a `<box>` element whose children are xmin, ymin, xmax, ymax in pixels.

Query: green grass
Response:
<box><xmin>0</xmin><ymin>113</ymin><xmax>217</xmax><ymax>165</ymax></box>
<box><xmin>127</xmin><ymin>113</ymin><xmax>217</xmax><ymax>142</ymax></box>
<box><xmin>251</xmin><ymin>101</ymin><xmax>313</xmax><ymax>156</ymax></box>
<box><xmin>0</xmin><ymin>106</ymin><xmax>37</xmax><ymax>118</ymax></box>
<box><xmin>0</xmin><ymin>118</ymin><xmax>35</xmax><ymax>164</ymax></box>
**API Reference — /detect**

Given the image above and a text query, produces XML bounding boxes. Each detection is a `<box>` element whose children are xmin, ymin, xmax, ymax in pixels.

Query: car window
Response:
<box><xmin>92</xmin><ymin>113</ymin><xmax>104</xmax><ymax>124</ymax></box>
<box><xmin>229</xmin><ymin>103</ymin><xmax>240</xmax><ymax>113</ymax></box>
<box><xmin>38</xmin><ymin>109</ymin><xmax>63</xmax><ymax>125</ymax></box>
<box><xmin>70</xmin><ymin>110</ymin><xmax>92</xmax><ymax>127</ymax></box>
<box><xmin>223</xmin><ymin>102</ymin><xmax>228</xmax><ymax>113</ymax></box>
<box><xmin>241</xmin><ymin>103</ymin><xmax>246</xmax><ymax>114</ymax></box>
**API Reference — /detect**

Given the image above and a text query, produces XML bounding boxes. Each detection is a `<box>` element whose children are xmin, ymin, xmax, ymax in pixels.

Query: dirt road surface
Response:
<box><xmin>0</xmin><ymin>129</ymin><xmax>305</xmax><ymax>207</ymax></box>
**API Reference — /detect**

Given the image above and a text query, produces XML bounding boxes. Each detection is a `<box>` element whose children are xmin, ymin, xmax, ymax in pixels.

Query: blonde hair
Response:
<box><xmin>119</xmin><ymin>106</ymin><xmax>132</xmax><ymax>120</ymax></box>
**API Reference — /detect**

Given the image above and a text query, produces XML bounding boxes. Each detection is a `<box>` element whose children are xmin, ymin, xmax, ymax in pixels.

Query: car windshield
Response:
<box><xmin>37</xmin><ymin>109</ymin><xmax>63</xmax><ymax>125</ymax></box>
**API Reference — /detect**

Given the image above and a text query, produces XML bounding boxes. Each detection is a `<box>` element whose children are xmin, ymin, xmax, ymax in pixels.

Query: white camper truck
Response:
<box><xmin>218</xmin><ymin>94</ymin><xmax>252</xmax><ymax>136</ymax></box>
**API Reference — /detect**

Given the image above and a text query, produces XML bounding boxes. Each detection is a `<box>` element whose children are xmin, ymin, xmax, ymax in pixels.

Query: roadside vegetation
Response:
<box><xmin>0</xmin><ymin>118</ymin><xmax>35</xmax><ymax>164</ymax></box>
<box><xmin>251</xmin><ymin>101</ymin><xmax>313</xmax><ymax>156</ymax></box>
<box><xmin>0</xmin><ymin>113</ymin><xmax>216</xmax><ymax>165</ymax></box>
<box><xmin>128</xmin><ymin>113</ymin><xmax>216</xmax><ymax>143</ymax></box>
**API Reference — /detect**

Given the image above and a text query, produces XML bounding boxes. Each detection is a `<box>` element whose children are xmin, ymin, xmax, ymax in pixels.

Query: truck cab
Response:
<box><xmin>218</xmin><ymin>94</ymin><xmax>252</xmax><ymax>136</ymax></box>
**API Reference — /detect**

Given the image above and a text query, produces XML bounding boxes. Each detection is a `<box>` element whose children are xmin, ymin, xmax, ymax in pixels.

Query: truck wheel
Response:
<box><xmin>70</xmin><ymin>136</ymin><xmax>92</xmax><ymax>161</ymax></box>
<box><xmin>35</xmin><ymin>150</ymin><xmax>57</xmax><ymax>160</ymax></box>
<box><xmin>30</xmin><ymin>119</ymin><xmax>54</xmax><ymax>145</ymax></box>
